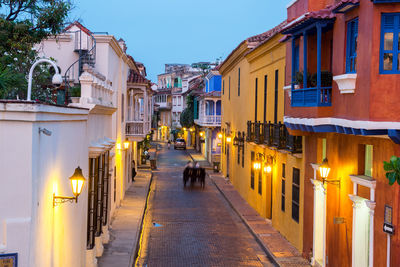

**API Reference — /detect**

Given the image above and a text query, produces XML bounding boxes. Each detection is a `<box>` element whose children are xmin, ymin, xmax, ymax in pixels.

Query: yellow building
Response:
<box><xmin>219</xmin><ymin>21</ymin><xmax>305</xmax><ymax>251</ymax></box>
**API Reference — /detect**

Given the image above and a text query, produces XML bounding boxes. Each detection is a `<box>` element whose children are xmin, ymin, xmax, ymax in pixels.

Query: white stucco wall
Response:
<box><xmin>0</xmin><ymin>102</ymin><xmax>89</xmax><ymax>267</ymax></box>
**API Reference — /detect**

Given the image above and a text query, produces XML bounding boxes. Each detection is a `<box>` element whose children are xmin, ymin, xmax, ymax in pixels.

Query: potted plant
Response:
<box><xmin>384</xmin><ymin>156</ymin><xmax>400</xmax><ymax>185</ymax></box>
<box><xmin>294</xmin><ymin>71</ymin><xmax>311</xmax><ymax>88</ymax></box>
<box><xmin>310</xmin><ymin>71</ymin><xmax>333</xmax><ymax>87</ymax></box>
<box><xmin>69</xmin><ymin>85</ymin><xmax>81</xmax><ymax>103</ymax></box>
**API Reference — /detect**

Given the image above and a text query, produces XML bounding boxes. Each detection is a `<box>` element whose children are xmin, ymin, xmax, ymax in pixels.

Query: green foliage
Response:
<box><xmin>69</xmin><ymin>85</ymin><xmax>81</xmax><ymax>97</ymax></box>
<box><xmin>310</xmin><ymin>71</ymin><xmax>333</xmax><ymax>87</ymax></box>
<box><xmin>383</xmin><ymin>156</ymin><xmax>400</xmax><ymax>185</ymax></box>
<box><xmin>180</xmin><ymin>108</ymin><xmax>194</xmax><ymax>128</ymax></box>
<box><xmin>294</xmin><ymin>71</ymin><xmax>311</xmax><ymax>86</ymax></box>
<box><xmin>0</xmin><ymin>0</ymin><xmax>71</xmax><ymax>101</ymax></box>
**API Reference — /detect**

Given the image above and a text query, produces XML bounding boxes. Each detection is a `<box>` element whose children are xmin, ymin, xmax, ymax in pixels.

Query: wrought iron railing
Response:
<box><xmin>126</xmin><ymin>121</ymin><xmax>150</xmax><ymax>136</ymax></box>
<box><xmin>246</xmin><ymin>120</ymin><xmax>302</xmax><ymax>153</ymax></box>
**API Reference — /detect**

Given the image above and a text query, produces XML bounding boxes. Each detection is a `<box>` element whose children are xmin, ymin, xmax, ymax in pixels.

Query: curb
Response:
<box><xmin>207</xmin><ymin>173</ymin><xmax>280</xmax><ymax>267</ymax></box>
<box><xmin>130</xmin><ymin>170</ymin><xmax>154</xmax><ymax>267</ymax></box>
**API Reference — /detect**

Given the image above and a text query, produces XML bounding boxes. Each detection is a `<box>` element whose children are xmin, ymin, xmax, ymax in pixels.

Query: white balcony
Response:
<box><xmin>195</xmin><ymin>115</ymin><xmax>221</xmax><ymax>127</ymax></box>
<box><xmin>126</xmin><ymin>121</ymin><xmax>151</xmax><ymax>140</ymax></box>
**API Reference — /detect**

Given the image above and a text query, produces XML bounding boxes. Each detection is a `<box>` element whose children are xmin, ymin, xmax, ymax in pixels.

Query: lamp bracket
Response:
<box><xmin>323</xmin><ymin>178</ymin><xmax>341</xmax><ymax>187</ymax></box>
<box><xmin>53</xmin><ymin>193</ymin><xmax>77</xmax><ymax>207</ymax></box>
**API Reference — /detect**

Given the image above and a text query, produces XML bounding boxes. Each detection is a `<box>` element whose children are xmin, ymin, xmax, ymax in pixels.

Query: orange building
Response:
<box><xmin>282</xmin><ymin>0</ymin><xmax>400</xmax><ymax>266</ymax></box>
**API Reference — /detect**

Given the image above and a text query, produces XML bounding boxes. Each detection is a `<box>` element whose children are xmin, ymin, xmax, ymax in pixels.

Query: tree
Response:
<box><xmin>0</xmin><ymin>0</ymin><xmax>71</xmax><ymax>101</ymax></box>
<box><xmin>180</xmin><ymin>94</ymin><xmax>195</xmax><ymax>128</ymax></box>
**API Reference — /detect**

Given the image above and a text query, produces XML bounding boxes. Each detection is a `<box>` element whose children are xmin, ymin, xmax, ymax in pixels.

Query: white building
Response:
<box><xmin>0</xmin><ymin>21</ymin><xmax>152</xmax><ymax>267</ymax></box>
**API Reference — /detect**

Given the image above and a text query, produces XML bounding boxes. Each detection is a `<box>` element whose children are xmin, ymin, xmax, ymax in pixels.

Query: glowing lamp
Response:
<box><xmin>200</xmin><ymin>132</ymin><xmax>204</xmax><ymax>137</ymax></box>
<box><xmin>116</xmin><ymin>143</ymin><xmax>122</xmax><ymax>150</ymax></box>
<box><xmin>218</xmin><ymin>133</ymin><xmax>223</xmax><ymax>139</ymax></box>
<box><xmin>70</xmin><ymin>167</ymin><xmax>86</xmax><ymax>197</ymax></box>
<box><xmin>183</xmin><ymin>127</ymin><xmax>187</xmax><ymax>131</ymax></box>
<box><xmin>53</xmin><ymin>166</ymin><xmax>86</xmax><ymax>207</ymax></box>
<box><xmin>264</xmin><ymin>165</ymin><xmax>272</xmax><ymax>173</ymax></box>
<box><xmin>226</xmin><ymin>136</ymin><xmax>232</xmax><ymax>143</ymax></box>
<box><xmin>319</xmin><ymin>158</ymin><xmax>331</xmax><ymax>179</ymax></box>
<box><xmin>253</xmin><ymin>161</ymin><xmax>261</xmax><ymax>170</ymax></box>
<box><xmin>123</xmin><ymin>140</ymin><xmax>130</xmax><ymax>150</ymax></box>
<box><xmin>189</xmin><ymin>128</ymin><xmax>194</xmax><ymax>132</ymax></box>
<box><xmin>233</xmin><ymin>136</ymin><xmax>239</xmax><ymax>146</ymax></box>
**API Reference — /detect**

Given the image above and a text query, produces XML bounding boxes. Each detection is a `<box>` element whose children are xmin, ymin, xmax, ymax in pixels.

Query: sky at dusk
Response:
<box><xmin>71</xmin><ymin>0</ymin><xmax>291</xmax><ymax>82</ymax></box>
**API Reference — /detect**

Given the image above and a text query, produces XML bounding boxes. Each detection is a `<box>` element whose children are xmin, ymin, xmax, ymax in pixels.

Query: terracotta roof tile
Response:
<box><xmin>282</xmin><ymin>7</ymin><xmax>336</xmax><ymax>34</ymax></box>
<box><xmin>64</xmin><ymin>21</ymin><xmax>92</xmax><ymax>35</ymax></box>
<box><xmin>127</xmin><ymin>70</ymin><xmax>150</xmax><ymax>84</ymax></box>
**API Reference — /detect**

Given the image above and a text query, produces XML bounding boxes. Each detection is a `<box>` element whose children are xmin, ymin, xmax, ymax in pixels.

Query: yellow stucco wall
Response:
<box><xmin>220</xmin><ymin>33</ymin><xmax>304</xmax><ymax>251</ymax></box>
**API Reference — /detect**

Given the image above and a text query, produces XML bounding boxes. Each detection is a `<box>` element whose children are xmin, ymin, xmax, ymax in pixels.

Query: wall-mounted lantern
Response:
<box><xmin>218</xmin><ymin>132</ymin><xmax>223</xmax><ymax>139</ymax></box>
<box><xmin>253</xmin><ymin>153</ymin><xmax>275</xmax><ymax>173</ymax></box>
<box><xmin>116</xmin><ymin>143</ymin><xmax>122</xmax><ymax>150</ymax></box>
<box><xmin>226</xmin><ymin>135</ymin><xmax>232</xmax><ymax>143</ymax></box>
<box><xmin>183</xmin><ymin>127</ymin><xmax>187</xmax><ymax>131</ymax></box>
<box><xmin>123</xmin><ymin>140</ymin><xmax>130</xmax><ymax>150</ymax></box>
<box><xmin>319</xmin><ymin>158</ymin><xmax>340</xmax><ymax>186</ymax></box>
<box><xmin>233</xmin><ymin>136</ymin><xmax>239</xmax><ymax>146</ymax></box>
<box><xmin>200</xmin><ymin>131</ymin><xmax>205</xmax><ymax>137</ymax></box>
<box><xmin>53</xmin><ymin>167</ymin><xmax>86</xmax><ymax>207</ymax></box>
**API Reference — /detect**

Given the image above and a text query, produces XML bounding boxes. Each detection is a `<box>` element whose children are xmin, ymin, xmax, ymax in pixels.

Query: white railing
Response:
<box><xmin>195</xmin><ymin>115</ymin><xmax>221</xmax><ymax>126</ymax></box>
<box><xmin>126</xmin><ymin>121</ymin><xmax>150</xmax><ymax>136</ymax></box>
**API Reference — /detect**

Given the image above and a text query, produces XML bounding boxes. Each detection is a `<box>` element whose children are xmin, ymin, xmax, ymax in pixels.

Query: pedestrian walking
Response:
<box><xmin>167</xmin><ymin>140</ymin><xmax>171</xmax><ymax>149</ymax></box>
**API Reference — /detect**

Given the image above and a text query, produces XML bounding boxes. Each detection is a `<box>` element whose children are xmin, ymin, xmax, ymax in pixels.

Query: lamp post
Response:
<box><xmin>27</xmin><ymin>58</ymin><xmax>63</xmax><ymax>101</ymax></box>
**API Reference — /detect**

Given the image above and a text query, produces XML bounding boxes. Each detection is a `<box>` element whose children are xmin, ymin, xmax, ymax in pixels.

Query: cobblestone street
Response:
<box><xmin>135</xmin><ymin>144</ymin><xmax>273</xmax><ymax>267</ymax></box>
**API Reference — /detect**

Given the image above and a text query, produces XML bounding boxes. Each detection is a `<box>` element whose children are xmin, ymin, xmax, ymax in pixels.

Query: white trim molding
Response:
<box><xmin>284</xmin><ymin>116</ymin><xmax>400</xmax><ymax>130</ymax></box>
<box><xmin>333</xmin><ymin>74</ymin><xmax>357</xmax><ymax>94</ymax></box>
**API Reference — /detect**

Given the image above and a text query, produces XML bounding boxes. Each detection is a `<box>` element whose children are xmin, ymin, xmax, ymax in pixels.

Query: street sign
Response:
<box><xmin>0</xmin><ymin>253</ymin><xmax>17</xmax><ymax>267</ymax></box>
<box><xmin>383</xmin><ymin>223</ymin><xmax>395</xmax><ymax>235</ymax></box>
<box><xmin>384</xmin><ymin>205</ymin><xmax>393</xmax><ymax>224</ymax></box>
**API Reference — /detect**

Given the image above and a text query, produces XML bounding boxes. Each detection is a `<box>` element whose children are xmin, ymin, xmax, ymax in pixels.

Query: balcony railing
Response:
<box><xmin>246</xmin><ymin>121</ymin><xmax>302</xmax><ymax>153</ymax></box>
<box><xmin>126</xmin><ymin>121</ymin><xmax>150</xmax><ymax>137</ymax></box>
<box><xmin>291</xmin><ymin>86</ymin><xmax>332</xmax><ymax>107</ymax></box>
<box><xmin>194</xmin><ymin>115</ymin><xmax>221</xmax><ymax>126</ymax></box>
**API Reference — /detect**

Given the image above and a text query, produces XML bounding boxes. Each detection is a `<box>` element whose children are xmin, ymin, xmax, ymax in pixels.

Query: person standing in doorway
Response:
<box><xmin>132</xmin><ymin>160</ymin><xmax>136</xmax><ymax>182</ymax></box>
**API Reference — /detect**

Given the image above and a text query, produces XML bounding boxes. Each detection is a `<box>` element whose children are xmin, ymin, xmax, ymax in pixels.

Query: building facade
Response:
<box><xmin>0</xmin><ymin>21</ymin><xmax>152</xmax><ymax>267</ymax></box>
<box><xmin>282</xmin><ymin>0</ymin><xmax>400</xmax><ymax>266</ymax></box>
<box><xmin>219</xmin><ymin>22</ymin><xmax>305</xmax><ymax>251</ymax></box>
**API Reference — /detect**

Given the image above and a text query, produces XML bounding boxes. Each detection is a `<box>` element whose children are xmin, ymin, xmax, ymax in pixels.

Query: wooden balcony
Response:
<box><xmin>247</xmin><ymin>121</ymin><xmax>302</xmax><ymax>153</ymax></box>
<box><xmin>194</xmin><ymin>115</ymin><xmax>221</xmax><ymax>127</ymax></box>
<box><xmin>126</xmin><ymin>121</ymin><xmax>151</xmax><ymax>139</ymax></box>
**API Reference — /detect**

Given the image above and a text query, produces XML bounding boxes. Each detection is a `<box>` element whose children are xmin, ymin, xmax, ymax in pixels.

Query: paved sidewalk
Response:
<box><xmin>209</xmin><ymin>174</ymin><xmax>310</xmax><ymax>267</ymax></box>
<box><xmin>98</xmin><ymin>170</ymin><xmax>152</xmax><ymax>267</ymax></box>
<box><xmin>186</xmin><ymin>149</ymin><xmax>309</xmax><ymax>267</ymax></box>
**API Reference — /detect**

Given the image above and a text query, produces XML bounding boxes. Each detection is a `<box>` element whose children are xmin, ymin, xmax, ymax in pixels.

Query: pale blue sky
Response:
<box><xmin>71</xmin><ymin>0</ymin><xmax>290</xmax><ymax>82</ymax></box>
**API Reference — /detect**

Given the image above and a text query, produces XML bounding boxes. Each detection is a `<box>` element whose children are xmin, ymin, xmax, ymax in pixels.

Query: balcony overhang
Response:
<box><xmin>284</xmin><ymin>116</ymin><xmax>400</xmax><ymax>144</ymax></box>
<box><xmin>282</xmin><ymin>14</ymin><xmax>335</xmax><ymax>36</ymax></box>
<box><xmin>332</xmin><ymin>0</ymin><xmax>359</xmax><ymax>14</ymax></box>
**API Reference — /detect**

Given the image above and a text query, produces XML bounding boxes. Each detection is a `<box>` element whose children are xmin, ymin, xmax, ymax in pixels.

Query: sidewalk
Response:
<box><xmin>186</xmin><ymin>149</ymin><xmax>310</xmax><ymax>267</ymax></box>
<box><xmin>98</xmin><ymin>169</ymin><xmax>152</xmax><ymax>267</ymax></box>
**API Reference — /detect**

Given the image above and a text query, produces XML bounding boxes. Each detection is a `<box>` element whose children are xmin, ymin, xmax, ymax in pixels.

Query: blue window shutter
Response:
<box><xmin>346</xmin><ymin>17</ymin><xmax>358</xmax><ymax>73</ymax></box>
<box><xmin>380</xmin><ymin>13</ymin><xmax>400</xmax><ymax>74</ymax></box>
<box><xmin>294</xmin><ymin>44</ymin><xmax>300</xmax><ymax>73</ymax></box>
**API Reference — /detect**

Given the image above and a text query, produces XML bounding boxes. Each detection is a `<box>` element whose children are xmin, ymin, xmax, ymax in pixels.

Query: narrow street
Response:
<box><xmin>135</xmin><ymin>143</ymin><xmax>273</xmax><ymax>267</ymax></box>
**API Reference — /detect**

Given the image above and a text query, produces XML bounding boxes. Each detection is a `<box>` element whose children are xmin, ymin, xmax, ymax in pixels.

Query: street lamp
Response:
<box><xmin>123</xmin><ymin>140</ymin><xmax>130</xmax><ymax>150</ymax></box>
<box><xmin>226</xmin><ymin>135</ymin><xmax>232</xmax><ymax>143</ymax></box>
<box><xmin>53</xmin><ymin>167</ymin><xmax>86</xmax><ymax>207</ymax></box>
<box><xmin>27</xmin><ymin>58</ymin><xmax>62</xmax><ymax>101</ymax></box>
<box><xmin>217</xmin><ymin>132</ymin><xmax>223</xmax><ymax>139</ymax></box>
<box><xmin>319</xmin><ymin>158</ymin><xmax>340</xmax><ymax>186</ymax></box>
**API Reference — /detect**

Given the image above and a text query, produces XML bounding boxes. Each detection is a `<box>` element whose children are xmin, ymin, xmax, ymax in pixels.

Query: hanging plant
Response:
<box><xmin>383</xmin><ymin>156</ymin><xmax>400</xmax><ymax>185</ymax></box>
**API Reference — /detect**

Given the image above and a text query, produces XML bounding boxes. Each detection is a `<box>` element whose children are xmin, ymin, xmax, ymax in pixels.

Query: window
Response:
<box><xmin>238</xmin><ymin>68</ymin><xmax>241</xmax><ymax>96</ymax></box>
<box><xmin>274</xmin><ymin>70</ymin><xmax>278</xmax><ymax>124</ymax></box>
<box><xmin>380</xmin><ymin>13</ymin><xmax>400</xmax><ymax>73</ymax></box>
<box><xmin>121</xmin><ymin>94</ymin><xmax>125</xmax><ymax>122</ymax></box>
<box><xmin>346</xmin><ymin>18</ymin><xmax>358</xmax><ymax>73</ymax></box>
<box><xmin>223</xmin><ymin>80</ymin><xmax>225</xmax><ymax>95</ymax></box>
<box><xmin>255</xmin><ymin>78</ymin><xmax>258</xmax><ymax>121</ymax></box>
<box><xmin>258</xmin><ymin>170</ymin><xmax>262</xmax><ymax>195</ymax></box>
<box><xmin>251</xmin><ymin>151</ymin><xmax>255</xmax><ymax>189</ymax></box>
<box><xmin>365</xmin><ymin>145</ymin><xmax>373</xmax><ymax>177</ymax></box>
<box><xmin>294</xmin><ymin>43</ymin><xmax>300</xmax><ymax>74</ymax></box>
<box><xmin>292</xmin><ymin>168</ymin><xmax>300</xmax><ymax>223</ymax></box>
<box><xmin>229</xmin><ymin>77</ymin><xmax>231</xmax><ymax>100</ymax></box>
<box><xmin>237</xmin><ymin>133</ymin><xmax>240</xmax><ymax>165</ymax></box>
<box><xmin>263</xmin><ymin>75</ymin><xmax>268</xmax><ymax>122</ymax></box>
<box><xmin>281</xmin><ymin>163</ymin><xmax>286</xmax><ymax>212</ymax></box>
<box><xmin>242</xmin><ymin>132</ymin><xmax>245</xmax><ymax>168</ymax></box>
<box><xmin>322</xmin><ymin>138</ymin><xmax>327</xmax><ymax>161</ymax></box>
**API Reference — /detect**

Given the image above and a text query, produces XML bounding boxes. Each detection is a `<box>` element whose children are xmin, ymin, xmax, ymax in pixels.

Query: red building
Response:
<box><xmin>282</xmin><ymin>0</ymin><xmax>400</xmax><ymax>266</ymax></box>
